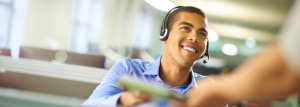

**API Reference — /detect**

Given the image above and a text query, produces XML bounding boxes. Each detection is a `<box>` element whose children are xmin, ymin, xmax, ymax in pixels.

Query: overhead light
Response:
<box><xmin>208</xmin><ymin>29</ymin><xmax>219</xmax><ymax>42</ymax></box>
<box><xmin>144</xmin><ymin>0</ymin><xmax>176</xmax><ymax>12</ymax></box>
<box><xmin>222</xmin><ymin>44</ymin><xmax>238</xmax><ymax>56</ymax></box>
<box><xmin>209</xmin><ymin>22</ymin><xmax>274</xmax><ymax>42</ymax></box>
<box><xmin>189</xmin><ymin>1</ymin><xmax>283</xmax><ymax>26</ymax></box>
<box><xmin>245</xmin><ymin>37</ymin><xmax>256</xmax><ymax>48</ymax></box>
<box><xmin>55</xmin><ymin>50</ymin><xmax>68</xmax><ymax>63</ymax></box>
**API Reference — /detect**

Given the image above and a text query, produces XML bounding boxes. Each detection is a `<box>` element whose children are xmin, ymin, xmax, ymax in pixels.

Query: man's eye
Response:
<box><xmin>182</xmin><ymin>27</ymin><xmax>189</xmax><ymax>31</ymax></box>
<box><xmin>199</xmin><ymin>33</ymin><xmax>207</xmax><ymax>37</ymax></box>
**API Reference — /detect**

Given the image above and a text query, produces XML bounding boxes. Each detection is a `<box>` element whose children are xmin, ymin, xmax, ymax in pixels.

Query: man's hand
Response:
<box><xmin>169</xmin><ymin>99</ymin><xmax>187</xmax><ymax>107</ymax></box>
<box><xmin>118</xmin><ymin>91</ymin><xmax>150</xmax><ymax>107</ymax></box>
<box><xmin>169</xmin><ymin>76</ymin><xmax>229</xmax><ymax>107</ymax></box>
<box><xmin>187</xmin><ymin>75</ymin><xmax>230</xmax><ymax>107</ymax></box>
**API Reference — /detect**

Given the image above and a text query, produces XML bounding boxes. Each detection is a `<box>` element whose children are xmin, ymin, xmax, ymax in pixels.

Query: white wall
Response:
<box><xmin>22</xmin><ymin>0</ymin><xmax>166</xmax><ymax>58</ymax></box>
<box><xmin>99</xmin><ymin>0</ymin><xmax>142</xmax><ymax>57</ymax></box>
<box><xmin>140</xmin><ymin>2</ymin><xmax>166</xmax><ymax>58</ymax></box>
<box><xmin>23</xmin><ymin>0</ymin><xmax>73</xmax><ymax>50</ymax></box>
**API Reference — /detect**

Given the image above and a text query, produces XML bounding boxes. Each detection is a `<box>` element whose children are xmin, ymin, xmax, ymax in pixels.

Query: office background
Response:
<box><xmin>0</xmin><ymin>0</ymin><xmax>297</xmax><ymax>107</ymax></box>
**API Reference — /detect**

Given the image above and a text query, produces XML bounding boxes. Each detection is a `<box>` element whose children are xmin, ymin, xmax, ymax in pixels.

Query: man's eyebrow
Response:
<box><xmin>179</xmin><ymin>22</ymin><xmax>208</xmax><ymax>34</ymax></box>
<box><xmin>199</xmin><ymin>28</ymin><xmax>208</xmax><ymax>34</ymax></box>
<box><xmin>179</xmin><ymin>22</ymin><xmax>194</xmax><ymax>28</ymax></box>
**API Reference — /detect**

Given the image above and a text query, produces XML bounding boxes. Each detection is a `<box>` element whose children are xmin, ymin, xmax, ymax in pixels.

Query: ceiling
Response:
<box><xmin>172</xmin><ymin>0</ymin><xmax>294</xmax><ymax>42</ymax></box>
<box><xmin>171</xmin><ymin>0</ymin><xmax>295</xmax><ymax>68</ymax></box>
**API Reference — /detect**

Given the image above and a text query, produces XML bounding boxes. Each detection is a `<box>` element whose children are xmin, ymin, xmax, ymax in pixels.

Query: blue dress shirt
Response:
<box><xmin>82</xmin><ymin>55</ymin><xmax>208</xmax><ymax>107</ymax></box>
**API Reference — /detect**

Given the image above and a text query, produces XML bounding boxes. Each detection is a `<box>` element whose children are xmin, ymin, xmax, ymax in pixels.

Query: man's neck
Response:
<box><xmin>159</xmin><ymin>54</ymin><xmax>192</xmax><ymax>87</ymax></box>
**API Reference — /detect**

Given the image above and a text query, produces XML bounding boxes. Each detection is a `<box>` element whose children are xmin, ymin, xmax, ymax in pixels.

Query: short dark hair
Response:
<box><xmin>166</xmin><ymin>6</ymin><xmax>206</xmax><ymax>31</ymax></box>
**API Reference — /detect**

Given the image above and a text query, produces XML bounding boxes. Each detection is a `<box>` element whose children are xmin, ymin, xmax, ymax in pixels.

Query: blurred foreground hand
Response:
<box><xmin>118</xmin><ymin>91</ymin><xmax>150</xmax><ymax>107</ymax></box>
<box><xmin>169</xmin><ymin>75</ymin><xmax>229</xmax><ymax>107</ymax></box>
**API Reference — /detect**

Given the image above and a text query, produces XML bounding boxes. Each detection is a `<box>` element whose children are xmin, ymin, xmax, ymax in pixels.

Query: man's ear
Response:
<box><xmin>162</xmin><ymin>40</ymin><xmax>167</xmax><ymax>44</ymax></box>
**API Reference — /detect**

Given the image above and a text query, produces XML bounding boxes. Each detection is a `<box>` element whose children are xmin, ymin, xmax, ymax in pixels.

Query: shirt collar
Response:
<box><xmin>143</xmin><ymin>55</ymin><xmax>198</xmax><ymax>88</ymax></box>
<box><xmin>142</xmin><ymin>55</ymin><xmax>161</xmax><ymax>76</ymax></box>
<box><xmin>174</xmin><ymin>70</ymin><xmax>198</xmax><ymax>94</ymax></box>
<box><xmin>189</xmin><ymin>70</ymin><xmax>198</xmax><ymax>87</ymax></box>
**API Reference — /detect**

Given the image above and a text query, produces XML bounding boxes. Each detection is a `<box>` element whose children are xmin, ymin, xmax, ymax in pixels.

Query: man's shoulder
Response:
<box><xmin>116</xmin><ymin>58</ymin><xmax>152</xmax><ymax>70</ymax></box>
<box><xmin>117</xmin><ymin>58</ymin><xmax>151</xmax><ymax>65</ymax></box>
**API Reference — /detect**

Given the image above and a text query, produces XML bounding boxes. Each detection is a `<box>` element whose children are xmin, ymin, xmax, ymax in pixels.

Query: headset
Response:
<box><xmin>159</xmin><ymin>6</ymin><xmax>210</xmax><ymax>64</ymax></box>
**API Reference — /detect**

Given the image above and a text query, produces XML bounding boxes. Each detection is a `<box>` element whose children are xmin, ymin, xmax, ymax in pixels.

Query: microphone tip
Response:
<box><xmin>203</xmin><ymin>60</ymin><xmax>207</xmax><ymax>64</ymax></box>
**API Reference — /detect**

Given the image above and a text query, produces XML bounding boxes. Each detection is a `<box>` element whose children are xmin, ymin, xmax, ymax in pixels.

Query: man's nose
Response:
<box><xmin>187</xmin><ymin>34</ymin><xmax>198</xmax><ymax>43</ymax></box>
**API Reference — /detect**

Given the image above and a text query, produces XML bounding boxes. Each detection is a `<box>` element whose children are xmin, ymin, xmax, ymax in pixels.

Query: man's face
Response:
<box><xmin>163</xmin><ymin>12</ymin><xmax>208</xmax><ymax>67</ymax></box>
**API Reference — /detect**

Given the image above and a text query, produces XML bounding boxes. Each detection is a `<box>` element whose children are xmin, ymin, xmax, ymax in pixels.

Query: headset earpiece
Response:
<box><xmin>159</xmin><ymin>28</ymin><xmax>168</xmax><ymax>41</ymax></box>
<box><xmin>202</xmin><ymin>40</ymin><xmax>210</xmax><ymax>64</ymax></box>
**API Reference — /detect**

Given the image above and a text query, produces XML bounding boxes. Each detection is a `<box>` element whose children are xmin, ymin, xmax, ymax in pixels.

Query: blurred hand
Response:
<box><xmin>118</xmin><ymin>91</ymin><xmax>150</xmax><ymax>107</ymax></box>
<box><xmin>241</xmin><ymin>100</ymin><xmax>271</xmax><ymax>107</ymax></box>
<box><xmin>169</xmin><ymin>99</ymin><xmax>187</xmax><ymax>107</ymax></box>
<box><xmin>186</xmin><ymin>75</ymin><xmax>229</xmax><ymax>107</ymax></box>
<box><xmin>169</xmin><ymin>87</ymin><xmax>195</xmax><ymax>107</ymax></box>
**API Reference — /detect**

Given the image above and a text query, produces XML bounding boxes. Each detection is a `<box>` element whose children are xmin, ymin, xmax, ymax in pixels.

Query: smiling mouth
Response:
<box><xmin>181</xmin><ymin>45</ymin><xmax>198</xmax><ymax>53</ymax></box>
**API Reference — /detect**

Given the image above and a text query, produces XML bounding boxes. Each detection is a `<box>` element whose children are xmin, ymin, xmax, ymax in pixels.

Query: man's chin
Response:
<box><xmin>177</xmin><ymin>56</ymin><xmax>199</xmax><ymax>67</ymax></box>
<box><xmin>184</xmin><ymin>58</ymin><xmax>199</xmax><ymax>64</ymax></box>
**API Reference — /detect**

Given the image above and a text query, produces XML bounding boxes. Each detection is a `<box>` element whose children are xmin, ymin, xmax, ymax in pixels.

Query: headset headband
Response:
<box><xmin>159</xmin><ymin>6</ymin><xmax>183</xmax><ymax>40</ymax></box>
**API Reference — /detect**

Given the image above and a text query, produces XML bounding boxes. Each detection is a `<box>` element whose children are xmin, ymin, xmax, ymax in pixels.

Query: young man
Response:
<box><xmin>82</xmin><ymin>6</ymin><xmax>213</xmax><ymax>107</ymax></box>
<box><xmin>170</xmin><ymin>0</ymin><xmax>300</xmax><ymax>107</ymax></box>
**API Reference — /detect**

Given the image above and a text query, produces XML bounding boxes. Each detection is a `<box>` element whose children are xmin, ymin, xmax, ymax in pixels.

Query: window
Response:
<box><xmin>70</xmin><ymin>0</ymin><xmax>104</xmax><ymax>53</ymax></box>
<box><xmin>0</xmin><ymin>0</ymin><xmax>13</xmax><ymax>48</ymax></box>
<box><xmin>133</xmin><ymin>6</ymin><xmax>154</xmax><ymax>50</ymax></box>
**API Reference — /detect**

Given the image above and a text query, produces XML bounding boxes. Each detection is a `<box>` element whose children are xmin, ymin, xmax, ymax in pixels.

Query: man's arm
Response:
<box><xmin>82</xmin><ymin>58</ymin><xmax>150</xmax><ymax>107</ymax></box>
<box><xmin>186</xmin><ymin>42</ymin><xmax>300</xmax><ymax>107</ymax></box>
<box><xmin>81</xmin><ymin>59</ymin><xmax>127</xmax><ymax>107</ymax></box>
<box><xmin>185</xmin><ymin>1</ymin><xmax>300</xmax><ymax>106</ymax></box>
<box><xmin>221</xmin><ymin>42</ymin><xmax>300</xmax><ymax>101</ymax></box>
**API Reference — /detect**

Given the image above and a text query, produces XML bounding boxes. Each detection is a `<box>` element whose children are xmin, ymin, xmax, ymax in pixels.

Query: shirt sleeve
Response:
<box><xmin>82</xmin><ymin>58</ymin><xmax>129</xmax><ymax>107</ymax></box>
<box><xmin>278</xmin><ymin>0</ymin><xmax>300</xmax><ymax>72</ymax></box>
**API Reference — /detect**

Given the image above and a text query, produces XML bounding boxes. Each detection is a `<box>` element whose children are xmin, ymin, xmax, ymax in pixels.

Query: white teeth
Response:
<box><xmin>183</xmin><ymin>46</ymin><xmax>196</xmax><ymax>53</ymax></box>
